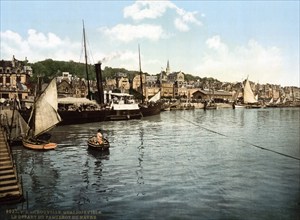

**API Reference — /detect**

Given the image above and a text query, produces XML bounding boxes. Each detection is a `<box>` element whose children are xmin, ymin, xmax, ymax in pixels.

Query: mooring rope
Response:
<box><xmin>180</xmin><ymin>116</ymin><xmax>300</xmax><ymax>161</ymax></box>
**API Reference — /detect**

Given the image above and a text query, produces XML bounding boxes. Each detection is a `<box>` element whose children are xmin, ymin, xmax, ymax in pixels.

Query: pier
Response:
<box><xmin>0</xmin><ymin>126</ymin><xmax>24</xmax><ymax>204</ymax></box>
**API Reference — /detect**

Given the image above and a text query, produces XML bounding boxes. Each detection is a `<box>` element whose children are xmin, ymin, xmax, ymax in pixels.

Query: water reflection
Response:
<box><xmin>136</xmin><ymin>125</ymin><xmax>144</xmax><ymax>189</ymax></box>
<box><xmin>12</xmin><ymin>148</ymin><xmax>60</xmax><ymax>209</ymax></box>
<box><xmin>87</xmin><ymin>148</ymin><xmax>110</xmax><ymax>159</ymax></box>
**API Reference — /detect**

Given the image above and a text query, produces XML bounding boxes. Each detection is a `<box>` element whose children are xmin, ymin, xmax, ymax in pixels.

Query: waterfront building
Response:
<box><xmin>56</xmin><ymin>72</ymin><xmax>89</xmax><ymax>98</ymax></box>
<box><xmin>0</xmin><ymin>56</ymin><xmax>32</xmax><ymax>100</ymax></box>
<box><xmin>192</xmin><ymin>89</ymin><xmax>233</xmax><ymax>102</ymax></box>
<box><xmin>132</xmin><ymin>74</ymin><xmax>145</xmax><ymax>91</ymax></box>
<box><xmin>115</xmin><ymin>72</ymin><xmax>130</xmax><ymax>92</ymax></box>
<box><xmin>106</xmin><ymin>78</ymin><xmax>117</xmax><ymax>91</ymax></box>
<box><xmin>57</xmin><ymin>72</ymin><xmax>73</xmax><ymax>83</ymax></box>
<box><xmin>57</xmin><ymin>79</ymin><xmax>74</xmax><ymax>97</ymax></box>
<box><xmin>161</xmin><ymin>82</ymin><xmax>174</xmax><ymax>98</ymax></box>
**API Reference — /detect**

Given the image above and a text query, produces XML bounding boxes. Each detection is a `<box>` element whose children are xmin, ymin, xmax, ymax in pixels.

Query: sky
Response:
<box><xmin>0</xmin><ymin>0</ymin><xmax>299</xmax><ymax>86</ymax></box>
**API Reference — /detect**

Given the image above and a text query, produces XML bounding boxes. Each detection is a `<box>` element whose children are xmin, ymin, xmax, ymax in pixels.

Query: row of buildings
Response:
<box><xmin>1</xmin><ymin>56</ymin><xmax>300</xmax><ymax>104</ymax></box>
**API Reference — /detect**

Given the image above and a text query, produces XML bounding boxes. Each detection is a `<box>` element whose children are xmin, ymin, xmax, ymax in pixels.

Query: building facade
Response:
<box><xmin>0</xmin><ymin>56</ymin><xmax>32</xmax><ymax>100</ymax></box>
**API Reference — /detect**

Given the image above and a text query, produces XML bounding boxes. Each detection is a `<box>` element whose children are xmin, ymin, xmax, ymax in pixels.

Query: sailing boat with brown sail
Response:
<box><xmin>22</xmin><ymin>78</ymin><xmax>61</xmax><ymax>150</ymax></box>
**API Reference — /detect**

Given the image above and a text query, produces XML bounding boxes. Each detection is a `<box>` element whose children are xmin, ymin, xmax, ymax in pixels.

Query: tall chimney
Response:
<box><xmin>95</xmin><ymin>62</ymin><xmax>104</xmax><ymax>104</ymax></box>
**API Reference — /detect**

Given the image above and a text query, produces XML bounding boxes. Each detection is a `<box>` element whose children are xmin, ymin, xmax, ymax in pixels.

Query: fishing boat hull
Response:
<box><xmin>204</xmin><ymin>105</ymin><xmax>217</xmax><ymax>110</ymax></box>
<box><xmin>87</xmin><ymin>137</ymin><xmax>110</xmax><ymax>151</ymax></box>
<box><xmin>232</xmin><ymin>104</ymin><xmax>245</xmax><ymax>109</ymax></box>
<box><xmin>22</xmin><ymin>138</ymin><xmax>57</xmax><ymax>150</ymax></box>
<box><xmin>204</xmin><ymin>101</ymin><xmax>217</xmax><ymax>110</ymax></box>
<box><xmin>105</xmin><ymin>109</ymin><xmax>142</xmax><ymax>121</ymax></box>
<box><xmin>19</xmin><ymin>108</ymin><xmax>141</xmax><ymax>124</ymax></box>
<box><xmin>139</xmin><ymin>102</ymin><xmax>162</xmax><ymax>117</ymax></box>
<box><xmin>58</xmin><ymin>109</ymin><xmax>110</xmax><ymax>125</ymax></box>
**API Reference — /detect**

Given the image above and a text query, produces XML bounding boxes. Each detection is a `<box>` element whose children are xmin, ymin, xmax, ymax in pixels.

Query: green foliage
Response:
<box><xmin>30</xmin><ymin>59</ymin><xmax>96</xmax><ymax>83</ymax></box>
<box><xmin>184</xmin><ymin>73</ymin><xmax>201</xmax><ymax>81</ymax></box>
<box><xmin>30</xmin><ymin>59</ymin><xmax>144</xmax><ymax>83</ymax></box>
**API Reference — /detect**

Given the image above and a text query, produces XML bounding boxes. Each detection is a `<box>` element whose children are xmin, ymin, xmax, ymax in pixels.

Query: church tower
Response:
<box><xmin>166</xmin><ymin>60</ymin><xmax>170</xmax><ymax>75</ymax></box>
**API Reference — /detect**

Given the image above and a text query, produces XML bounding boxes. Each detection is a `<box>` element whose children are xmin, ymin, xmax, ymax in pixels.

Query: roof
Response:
<box><xmin>58</xmin><ymin>97</ymin><xmax>98</xmax><ymax>105</ymax></box>
<box><xmin>193</xmin><ymin>89</ymin><xmax>232</xmax><ymax>96</ymax></box>
<box><xmin>110</xmin><ymin>93</ymin><xmax>133</xmax><ymax>97</ymax></box>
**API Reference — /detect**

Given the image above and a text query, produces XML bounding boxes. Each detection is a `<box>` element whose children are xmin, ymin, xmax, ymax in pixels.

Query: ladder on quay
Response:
<box><xmin>0</xmin><ymin>126</ymin><xmax>24</xmax><ymax>204</ymax></box>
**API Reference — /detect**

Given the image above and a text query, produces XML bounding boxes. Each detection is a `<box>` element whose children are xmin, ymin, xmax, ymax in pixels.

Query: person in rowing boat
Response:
<box><xmin>97</xmin><ymin>129</ymin><xmax>103</xmax><ymax>145</ymax></box>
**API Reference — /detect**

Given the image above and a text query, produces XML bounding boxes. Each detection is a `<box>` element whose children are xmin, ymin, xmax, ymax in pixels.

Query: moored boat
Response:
<box><xmin>106</xmin><ymin>93</ymin><xmax>143</xmax><ymax>120</ymax></box>
<box><xmin>204</xmin><ymin>100</ymin><xmax>217</xmax><ymax>110</ymax></box>
<box><xmin>137</xmin><ymin>46</ymin><xmax>162</xmax><ymax>117</ymax></box>
<box><xmin>22</xmin><ymin>78</ymin><xmax>61</xmax><ymax>150</ymax></box>
<box><xmin>139</xmin><ymin>91</ymin><xmax>162</xmax><ymax>117</ymax></box>
<box><xmin>233</xmin><ymin>77</ymin><xmax>262</xmax><ymax>109</ymax></box>
<box><xmin>23</xmin><ymin>138</ymin><xmax>57</xmax><ymax>150</ymax></box>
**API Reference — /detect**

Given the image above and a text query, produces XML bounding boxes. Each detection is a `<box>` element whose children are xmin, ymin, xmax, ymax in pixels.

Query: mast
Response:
<box><xmin>95</xmin><ymin>62</ymin><xmax>104</xmax><ymax>104</ymax></box>
<box><xmin>83</xmin><ymin>20</ymin><xmax>91</xmax><ymax>100</ymax></box>
<box><xmin>138</xmin><ymin>44</ymin><xmax>144</xmax><ymax>103</ymax></box>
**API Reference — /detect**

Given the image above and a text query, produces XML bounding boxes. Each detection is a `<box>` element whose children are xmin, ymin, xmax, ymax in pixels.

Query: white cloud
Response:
<box><xmin>174</xmin><ymin>8</ymin><xmax>202</xmax><ymax>32</ymax></box>
<box><xmin>27</xmin><ymin>29</ymin><xmax>63</xmax><ymax>48</ymax></box>
<box><xmin>100</xmin><ymin>24</ymin><xmax>167</xmax><ymax>42</ymax></box>
<box><xmin>124</xmin><ymin>1</ymin><xmax>175</xmax><ymax>20</ymax></box>
<box><xmin>0</xmin><ymin>30</ymin><xmax>30</xmax><ymax>57</ymax></box>
<box><xmin>124</xmin><ymin>1</ymin><xmax>202</xmax><ymax>32</ymax></box>
<box><xmin>0</xmin><ymin>29</ymin><xmax>81</xmax><ymax>62</ymax></box>
<box><xmin>174</xmin><ymin>18</ymin><xmax>189</xmax><ymax>32</ymax></box>
<box><xmin>196</xmin><ymin>35</ymin><xmax>284</xmax><ymax>84</ymax></box>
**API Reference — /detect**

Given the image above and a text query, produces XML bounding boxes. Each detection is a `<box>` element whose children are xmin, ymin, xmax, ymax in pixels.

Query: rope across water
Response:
<box><xmin>180</xmin><ymin>116</ymin><xmax>300</xmax><ymax>161</ymax></box>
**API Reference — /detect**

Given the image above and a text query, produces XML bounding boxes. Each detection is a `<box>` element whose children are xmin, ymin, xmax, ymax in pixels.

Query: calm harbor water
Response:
<box><xmin>1</xmin><ymin>108</ymin><xmax>300</xmax><ymax>220</ymax></box>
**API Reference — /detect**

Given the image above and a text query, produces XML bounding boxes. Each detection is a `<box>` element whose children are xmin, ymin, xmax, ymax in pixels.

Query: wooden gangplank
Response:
<box><xmin>0</xmin><ymin>127</ymin><xmax>24</xmax><ymax>204</ymax></box>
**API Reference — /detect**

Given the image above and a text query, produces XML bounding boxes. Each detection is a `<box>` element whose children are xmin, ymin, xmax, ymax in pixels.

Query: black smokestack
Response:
<box><xmin>95</xmin><ymin>62</ymin><xmax>104</xmax><ymax>104</ymax></box>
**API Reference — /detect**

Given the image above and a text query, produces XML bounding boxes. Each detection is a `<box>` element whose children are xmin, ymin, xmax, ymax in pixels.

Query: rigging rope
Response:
<box><xmin>180</xmin><ymin>116</ymin><xmax>300</xmax><ymax>161</ymax></box>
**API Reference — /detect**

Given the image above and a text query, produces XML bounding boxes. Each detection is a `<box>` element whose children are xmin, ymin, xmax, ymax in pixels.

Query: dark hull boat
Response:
<box><xmin>58</xmin><ymin>109</ymin><xmax>110</xmax><ymax>125</ymax></box>
<box><xmin>105</xmin><ymin>109</ymin><xmax>142</xmax><ymax>121</ymax></box>
<box><xmin>87</xmin><ymin>137</ymin><xmax>110</xmax><ymax>151</ymax></box>
<box><xmin>19</xmin><ymin>107</ymin><xmax>141</xmax><ymax>125</ymax></box>
<box><xmin>204</xmin><ymin>101</ymin><xmax>217</xmax><ymax>110</ymax></box>
<box><xmin>137</xmin><ymin>45</ymin><xmax>162</xmax><ymax>118</ymax></box>
<box><xmin>139</xmin><ymin>102</ymin><xmax>162</xmax><ymax>117</ymax></box>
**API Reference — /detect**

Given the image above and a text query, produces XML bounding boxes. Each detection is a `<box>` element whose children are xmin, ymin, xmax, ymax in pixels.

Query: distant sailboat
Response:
<box><xmin>22</xmin><ymin>78</ymin><xmax>61</xmax><ymax>150</ymax></box>
<box><xmin>233</xmin><ymin>77</ymin><xmax>261</xmax><ymax>108</ymax></box>
<box><xmin>275</xmin><ymin>98</ymin><xmax>281</xmax><ymax>104</ymax></box>
<box><xmin>243</xmin><ymin>78</ymin><xmax>258</xmax><ymax>104</ymax></box>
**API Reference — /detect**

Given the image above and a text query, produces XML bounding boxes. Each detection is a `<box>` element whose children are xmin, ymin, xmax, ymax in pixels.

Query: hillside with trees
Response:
<box><xmin>30</xmin><ymin>59</ymin><xmax>146</xmax><ymax>83</ymax></box>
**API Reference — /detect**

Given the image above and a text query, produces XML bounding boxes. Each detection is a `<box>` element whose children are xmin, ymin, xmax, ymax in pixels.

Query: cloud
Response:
<box><xmin>27</xmin><ymin>29</ymin><xmax>63</xmax><ymax>48</ymax></box>
<box><xmin>196</xmin><ymin>35</ymin><xmax>283</xmax><ymax>84</ymax></box>
<box><xmin>174</xmin><ymin>8</ymin><xmax>202</xmax><ymax>32</ymax></box>
<box><xmin>124</xmin><ymin>0</ymin><xmax>174</xmax><ymax>20</ymax></box>
<box><xmin>123</xmin><ymin>0</ymin><xmax>202</xmax><ymax>32</ymax></box>
<box><xmin>100</xmin><ymin>24</ymin><xmax>167</xmax><ymax>42</ymax></box>
<box><xmin>0</xmin><ymin>29</ymin><xmax>81</xmax><ymax>62</ymax></box>
<box><xmin>0</xmin><ymin>30</ymin><xmax>30</xmax><ymax>57</ymax></box>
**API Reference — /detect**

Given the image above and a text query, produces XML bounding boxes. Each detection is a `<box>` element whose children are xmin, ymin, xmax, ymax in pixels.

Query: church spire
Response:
<box><xmin>166</xmin><ymin>60</ymin><xmax>170</xmax><ymax>75</ymax></box>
